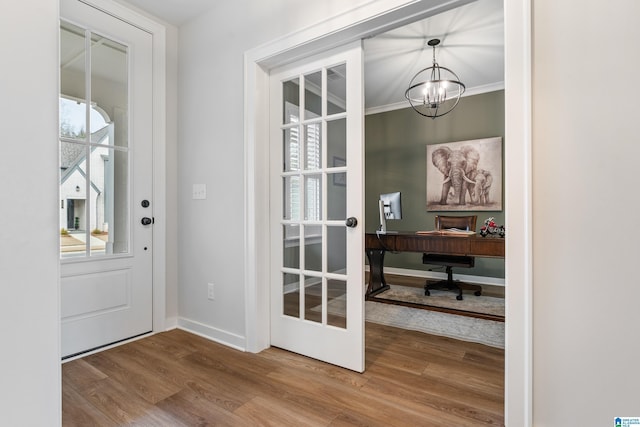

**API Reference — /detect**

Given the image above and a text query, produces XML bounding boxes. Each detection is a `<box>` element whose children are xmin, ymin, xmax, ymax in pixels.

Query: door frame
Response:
<box><xmin>244</xmin><ymin>0</ymin><xmax>532</xmax><ymax>425</ymax></box>
<box><xmin>60</xmin><ymin>0</ymin><xmax>168</xmax><ymax>338</ymax></box>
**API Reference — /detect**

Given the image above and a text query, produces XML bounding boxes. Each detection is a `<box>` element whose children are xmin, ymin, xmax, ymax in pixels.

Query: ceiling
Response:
<box><xmin>120</xmin><ymin>0</ymin><xmax>504</xmax><ymax>112</ymax></box>
<box><xmin>363</xmin><ymin>0</ymin><xmax>504</xmax><ymax>112</ymax></box>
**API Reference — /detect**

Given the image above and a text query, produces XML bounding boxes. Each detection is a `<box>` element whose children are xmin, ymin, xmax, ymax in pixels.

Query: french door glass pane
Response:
<box><xmin>304</xmin><ymin>71</ymin><xmax>322</xmax><ymax>119</ymax></box>
<box><xmin>283</xmin><ymin>224</ymin><xmax>300</xmax><ymax>269</ymax></box>
<box><xmin>327</xmin><ymin>279</ymin><xmax>347</xmax><ymax>329</ymax></box>
<box><xmin>283</xmin><ymin>78</ymin><xmax>300</xmax><ymax>124</ymax></box>
<box><xmin>282</xmin><ymin>176</ymin><xmax>300</xmax><ymax>220</ymax></box>
<box><xmin>283</xmin><ymin>128</ymin><xmax>300</xmax><ymax>172</ymax></box>
<box><xmin>304</xmin><ymin>225</ymin><xmax>322</xmax><ymax>272</ymax></box>
<box><xmin>304</xmin><ymin>123</ymin><xmax>322</xmax><ymax>170</ymax></box>
<box><xmin>282</xmin><ymin>272</ymin><xmax>300</xmax><ymax>318</ymax></box>
<box><xmin>327</xmin><ymin>118</ymin><xmax>346</xmax><ymax>165</ymax></box>
<box><xmin>304</xmin><ymin>175</ymin><xmax>322</xmax><ymax>221</ymax></box>
<box><xmin>327</xmin><ymin>173</ymin><xmax>346</xmax><ymax>220</ymax></box>
<box><xmin>327</xmin><ymin>226</ymin><xmax>347</xmax><ymax>274</ymax></box>
<box><xmin>327</xmin><ymin>63</ymin><xmax>346</xmax><ymax>115</ymax></box>
<box><xmin>304</xmin><ymin>275</ymin><xmax>322</xmax><ymax>323</ymax></box>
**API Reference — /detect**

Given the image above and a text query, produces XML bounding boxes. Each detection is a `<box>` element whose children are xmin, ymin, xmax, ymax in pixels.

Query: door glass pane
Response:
<box><xmin>304</xmin><ymin>71</ymin><xmax>322</xmax><ymax>119</ymax></box>
<box><xmin>304</xmin><ymin>174</ymin><xmax>322</xmax><ymax>221</ymax></box>
<box><xmin>90</xmin><ymin>146</ymin><xmax>129</xmax><ymax>256</ymax></box>
<box><xmin>327</xmin><ymin>118</ymin><xmax>346</xmax><ymax>165</ymax></box>
<box><xmin>304</xmin><ymin>275</ymin><xmax>322</xmax><ymax>324</ymax></box>
<box><xmin>327</xmin><ymin>226</ymin><xmax>346</xmax><ymax>274</ymax></box>
<box><xmin>282</xmin><ymin>272</ymin><xmax>300</xmax><ymax>318</ymax></box>
<box><xmin>327</xmin><ymin>63</ymin><xmax>346</xmax><ymax>115</ymax></box>
<box><xmin>283</xmin><ymin>224</ymin><xmax>300</xmax><ymax>269</ymax></box>
<box><xmin>60</xmin><ymin>22</ymin><xmax>86</xmax><ymax>142</ymax></box>
<box><xmin>283</xmin><ymin>128</ymin><xmax>300</xmax><ymax>172</ymax></box>
<box><xmin>92</xmin><ymin>33</ymin><xmax>127</xmax><ymax>143</ymax></box>
<box><xmin>60</xmin><ymin>141</ymin><xmax>88</xmax><ymax>258</ymax></box>
<box><xmin>283</xmin><ymin>176</ymin><xmax>300</xmax><ymax>220</ymax></box>
<box><xmin>60</xmin><ymin>22</ymin><xmax>130</xmax><ymax>259</ymax></box>
<box><xmin>304</xmin><ymin>225</ymin><xmax>322</xmax><ymax>272</ymax></box>
<box><xmin>283</xmin><ymin>78</ymin><xmax>300</xmax><ymax>124</ymax></box>
<box><xmin>327</xmin><ymin>172</ymin><xmax>346</xmax><ymax>220</ymax></box>
<box><xmin>304</xmin><ymin>123</ymin><xmax>322</xmax><ymax>170</ymax></box>
<box><xmin>327</xmin><ymin>279</ymin><xmax>347</xmax><ymax>329</ymax></box>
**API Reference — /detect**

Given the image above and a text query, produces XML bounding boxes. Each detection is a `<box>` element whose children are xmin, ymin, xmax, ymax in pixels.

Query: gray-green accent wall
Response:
<box><xmin>365</xmin><ymin>90</ymin><xmax>505</xmax><ymax>279</ymax></box>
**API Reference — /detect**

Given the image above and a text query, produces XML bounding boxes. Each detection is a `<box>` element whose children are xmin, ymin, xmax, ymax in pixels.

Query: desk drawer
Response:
<box><xmin>470</xmin><ymin>237</ymin><xmax>505</xmax><ymax>257</ymax></box>
<box><xmin>396</xmin><ymin>235</ymin><xmax>471</xmax><ymax>255</ymax></box>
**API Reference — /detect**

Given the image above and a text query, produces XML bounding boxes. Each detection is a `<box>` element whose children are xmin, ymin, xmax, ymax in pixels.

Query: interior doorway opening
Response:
<box><xmin>245</xmin><ymin>0</ymin><xmax>531</xmax><ymax>423</ymax></box>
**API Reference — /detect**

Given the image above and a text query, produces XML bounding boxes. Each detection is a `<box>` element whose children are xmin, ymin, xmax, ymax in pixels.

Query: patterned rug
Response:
<box><xmin>371</xmin><ymin>284</ymin><xmax>505</xmax><ymax>319</ymax></box>
<box><xmin>365</xmin><ymin>300</ymin><xmax>505</xmax><ymax>349</ymax></box>
<box><xmin>318</xmin><ymin>292</ymin><xmax>505</xmax><ymax>348</ymax></box>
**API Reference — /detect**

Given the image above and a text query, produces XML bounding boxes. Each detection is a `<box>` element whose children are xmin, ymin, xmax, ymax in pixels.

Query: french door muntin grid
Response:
<box><xmin>280</xmin><ymin>65</ymin><xmax>348</xmax><ymax>326</ymax></box>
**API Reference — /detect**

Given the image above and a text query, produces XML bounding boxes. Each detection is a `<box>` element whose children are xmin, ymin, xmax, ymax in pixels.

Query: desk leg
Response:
<box><xmin>366</xmin><ymin>249</ymin><xmax>389</xmax><ymax>299</ymax></box>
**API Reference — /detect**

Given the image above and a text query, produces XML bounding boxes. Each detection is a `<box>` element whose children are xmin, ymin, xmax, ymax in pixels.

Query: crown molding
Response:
<box><xmin>365</xmin><ymin>81</ymin><xmax>505</xmax><ymax>116</ymax></box>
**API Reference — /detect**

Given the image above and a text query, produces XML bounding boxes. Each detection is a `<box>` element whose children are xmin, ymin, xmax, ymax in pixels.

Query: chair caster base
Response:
<box><xmin>456</xmin><ymin>294</ymin><xmax>463</xmax><ymax>301</ymax></box>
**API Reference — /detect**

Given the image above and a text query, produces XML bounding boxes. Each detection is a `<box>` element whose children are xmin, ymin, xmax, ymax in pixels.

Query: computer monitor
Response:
<box><xmin>378</xmin><ymin>191</ymin><xmax>402</xmax><ymax>234</ymax></box>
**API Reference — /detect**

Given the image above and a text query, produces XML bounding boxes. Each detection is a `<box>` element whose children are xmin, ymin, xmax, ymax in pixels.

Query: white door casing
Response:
<box><xmin>269</xmin><ymin>41</ymin><xmax>365</xmax><ymax>372</ymax></box>
<box><xmin>60</xmin><ymin>0</ymin><xmax>154</xmax><ymax>358</ymax></box>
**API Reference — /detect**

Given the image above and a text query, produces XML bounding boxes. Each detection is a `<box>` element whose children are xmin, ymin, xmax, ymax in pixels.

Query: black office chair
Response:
<box><xmin>422</xmin><ymin>215</ymin><xmax>482</xmax><ymax>301</ymax></box>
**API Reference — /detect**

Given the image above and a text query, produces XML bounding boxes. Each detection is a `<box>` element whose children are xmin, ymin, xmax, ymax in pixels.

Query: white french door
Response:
<box><xmin>269</xmin><ymin>41</ymin><xmax>365</xmax><ymax>372</ymax></box>
<box><xmin>59</xmin><ymin>0</ymin><xmax>153</xmax><ymax>358</ymax></box>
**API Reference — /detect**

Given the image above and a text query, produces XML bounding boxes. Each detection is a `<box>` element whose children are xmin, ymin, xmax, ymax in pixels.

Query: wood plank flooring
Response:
<box><xmin>63</xmin><ymin>324</ymin><xmax>504</xmax><ymax>426</ymax></box>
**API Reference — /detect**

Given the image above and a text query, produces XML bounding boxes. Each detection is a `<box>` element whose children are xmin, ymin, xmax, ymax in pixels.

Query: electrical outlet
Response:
<box><xmin>207</xmin><ymin>283</ymin><xmax>215</xmax><ymax>300</ymax></box>
<box><xmin>193</xmin><ymin>184</ymin><xmax>206</xmax><ymax>200</ymax></box>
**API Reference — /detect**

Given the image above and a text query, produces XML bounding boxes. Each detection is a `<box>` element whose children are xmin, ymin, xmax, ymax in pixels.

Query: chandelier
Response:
<box><xmin>404</xmin><ymin>39</ymin><xmax>465</xmax><ymax>118</ymax></box>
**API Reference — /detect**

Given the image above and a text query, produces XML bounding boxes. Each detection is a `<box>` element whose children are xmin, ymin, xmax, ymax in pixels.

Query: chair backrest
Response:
<box><xmin>435</xmin><ymin>215</ymin><xmax>477</xmax><ymax>232</ymax></box>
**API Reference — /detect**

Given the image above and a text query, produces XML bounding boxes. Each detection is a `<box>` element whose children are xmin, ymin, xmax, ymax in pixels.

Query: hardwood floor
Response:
<box><xmin>63</xmin><ymin>324</ymin><xmax>504</xmax><ymax>426</ymax></box>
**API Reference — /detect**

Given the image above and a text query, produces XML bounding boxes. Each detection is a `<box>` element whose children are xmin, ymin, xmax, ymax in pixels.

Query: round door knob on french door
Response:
<box><xmin>141</xmin><ymin>217</ymin><xmax>153</xmax><ymax>226</ymax></box>
<box><xmin>345</xmin><ymin>217</ymin><xmax>358</xmax><ymax>228</ymax></box>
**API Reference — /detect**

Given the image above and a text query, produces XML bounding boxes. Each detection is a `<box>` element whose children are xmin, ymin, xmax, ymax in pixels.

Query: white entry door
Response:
<box><xmin>269</xmin><ymin>42</ymin><xmax>365</xmax><ymax>372</ymax></box>
<box><xmin>59</xmin><ymin>0</ymin><xmax>153</xmax><ymax>358</ymax></box>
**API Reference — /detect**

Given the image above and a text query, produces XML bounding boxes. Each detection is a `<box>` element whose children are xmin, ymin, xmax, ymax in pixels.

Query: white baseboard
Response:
<box><xmin>164</xmin><ymin>316</ymin><xmax>179</xmax><ymax>330</ymax></box>
<box><xmin>366</xmin><ymin>266</ymin><xmax>505</xmax><ymax>287</ymax></box>
<box><xmin>177</xmin><ymin>317</ymin><xmax>246</xmax><ymax>351</ymax></box>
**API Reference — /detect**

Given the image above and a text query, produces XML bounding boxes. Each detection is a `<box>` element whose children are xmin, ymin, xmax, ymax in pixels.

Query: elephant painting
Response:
<box><xmin>431</xmin><ymin>145</ymin><xmax>480</xmax><ymax>206</ymax></box>
<box><xmin>469</xmin><ymin>169</ymin><xmax>492</xmax><ymax>205</ymax></box>
<box><xmin>426</xmin><ymin>137</ymin><xmax>502</xmax><ymax>211</ymax></box>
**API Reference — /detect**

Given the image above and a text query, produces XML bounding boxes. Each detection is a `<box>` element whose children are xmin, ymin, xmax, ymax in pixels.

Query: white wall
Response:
<box><xmin>533</xmin><ymin>0</ymin><xmax>640</xmax><ymax>424</ymax></box>
<box><xmin>0</xmin><ymin>0</ymin><xmax>61</xmax><ymax>424</ymax></box>
<box><xmin>176</xmin><ymin>0</ymin><xmax>374</xmax><ymax>343</ymax></box>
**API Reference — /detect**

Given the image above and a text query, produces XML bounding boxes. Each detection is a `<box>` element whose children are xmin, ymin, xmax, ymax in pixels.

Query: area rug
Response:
<box><xmin>365</xmin><ymin>300</ymin><xmax>504</xmax><ymax>349</ymax></box>
<box><xmin>371</xmin><ymin>285</ymin><xmax>505</xmax><ymax>320</ymax></box>
<box><xmin>316</xmin><ymin>295</ymin><xmax>504</xmax><ymax>348</ymax></box>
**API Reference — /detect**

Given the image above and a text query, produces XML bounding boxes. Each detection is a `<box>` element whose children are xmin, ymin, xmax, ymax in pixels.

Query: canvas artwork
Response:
<box><xmin>426</xmin><ymin>137</ymin><xmax>503</xmax><ymax>211</ymax></box>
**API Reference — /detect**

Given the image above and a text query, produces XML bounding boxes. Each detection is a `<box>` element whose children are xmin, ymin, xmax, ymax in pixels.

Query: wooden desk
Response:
<box><xmin>365</xmin><ymin>232</ymin><xmax>505</xmax><ymax>297</ymax></box>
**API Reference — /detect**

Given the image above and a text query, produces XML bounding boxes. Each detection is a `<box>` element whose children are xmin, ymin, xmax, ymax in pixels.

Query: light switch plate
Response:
<box><xmin>192</xmin><ymin>184</ymin><xmax>206</xmax><ymax>199</ymax></box>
